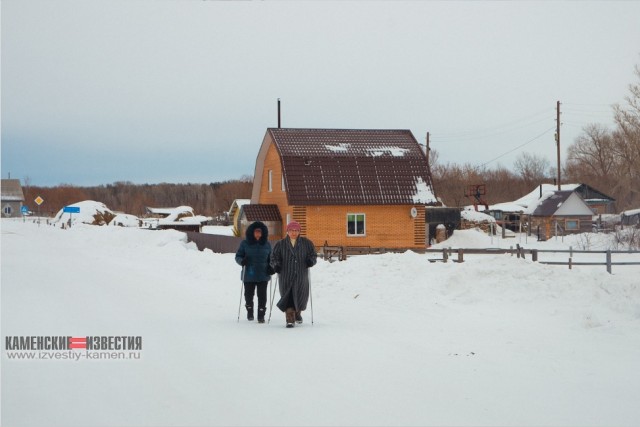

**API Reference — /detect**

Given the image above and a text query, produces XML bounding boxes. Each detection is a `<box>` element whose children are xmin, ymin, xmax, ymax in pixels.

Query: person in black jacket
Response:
<box><xmin>235</xmin><ymin>221</ymin><xmax>274</xmax><ymax>323</ymax></box>
<box><xmin>271</xmin><ymin>220</ymin><xmax>317</xmax><ymax>328</ymax></box>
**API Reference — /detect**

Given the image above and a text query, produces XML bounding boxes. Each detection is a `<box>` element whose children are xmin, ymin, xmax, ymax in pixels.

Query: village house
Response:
<box><xmin>522</xmin><ymin>190</ymin><xmax>595</xmax><ymax>240</ymax></box>
<box><xmin>1</xmin><ymin>179</ymin><xmax>25</xmax><ymax>218</ymax></box>
<box><xmin>249</xmin><ymin>128</ymin><xmax>439</xmax><ymax>251</ymax></box>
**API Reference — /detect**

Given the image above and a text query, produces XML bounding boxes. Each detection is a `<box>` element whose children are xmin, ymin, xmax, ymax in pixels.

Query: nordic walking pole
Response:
<box><xmin>309</xmin><ymin>269</ymin><xmax>314</xmax><ymax>325</ymax></box>
<box><xmin>268</xmin><ymin>274</ymin><xmax>278</xmax><ymax>324</ymax></box>
<box><xmin>237</xmin><ymin>267</ymin><xmax>245</xmax><ymax>322</ymax></box>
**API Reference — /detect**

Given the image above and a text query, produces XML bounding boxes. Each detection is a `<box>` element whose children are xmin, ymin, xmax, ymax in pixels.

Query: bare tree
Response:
<box><xmin>513</xmin><ymin>152</ymin><xmax>552</xmax><ymax>187</ymax></box>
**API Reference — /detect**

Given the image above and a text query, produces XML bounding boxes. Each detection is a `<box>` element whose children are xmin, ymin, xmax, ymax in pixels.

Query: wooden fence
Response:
<box><xmin>424</xmin><ymin>245</ymin><xmax>640</xmax><ymax>274</ymax></box>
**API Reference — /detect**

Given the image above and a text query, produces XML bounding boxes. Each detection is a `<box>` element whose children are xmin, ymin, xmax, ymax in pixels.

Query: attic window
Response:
<box><xmin>304</xmin><ymin>158</ymin><xmax>312</xmax><ymax>166</ymax></box>
<box><xmin>268</xmin><ymin>170</ymin><xmax>273</xmax><ymax>192</ymax></box>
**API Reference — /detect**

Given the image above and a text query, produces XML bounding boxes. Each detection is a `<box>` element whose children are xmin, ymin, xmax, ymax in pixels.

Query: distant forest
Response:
<box><xmin>23</xmin><ymin>177</ymin><xmax>253</xmax><ymax>220</ymax></box>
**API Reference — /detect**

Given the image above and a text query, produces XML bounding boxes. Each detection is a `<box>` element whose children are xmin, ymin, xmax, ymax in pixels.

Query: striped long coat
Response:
<box><xmin>271</xmin><ymin>236</ymin><xmax>317</xmax><ymax>312</ymax></box>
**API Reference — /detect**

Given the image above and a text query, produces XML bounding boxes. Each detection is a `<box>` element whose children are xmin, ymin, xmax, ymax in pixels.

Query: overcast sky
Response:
<box><xmin>2</xmin><ymin>0</ymin><xmax>640</xmax><ymax>187</ymax></box>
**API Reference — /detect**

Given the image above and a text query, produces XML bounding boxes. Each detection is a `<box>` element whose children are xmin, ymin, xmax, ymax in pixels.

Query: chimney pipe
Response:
<box><xmin>277</xmin><ymin>98</ymin><xmax>281</xmax><ymax>128</ymax></box>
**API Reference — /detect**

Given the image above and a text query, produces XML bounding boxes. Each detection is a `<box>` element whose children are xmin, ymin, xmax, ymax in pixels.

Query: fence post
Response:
<box><xmin>568</xmin><ymin>257</ymin><xmax>572</xmax><ymax>270</ymax></box>
<box><xmin>443</xmin><ymin>249</ymin><xmax>448</xmax><ymax>263</ymax></box>
<box><xmin>458</xmin><ymin>249</ymin><xmax>464</xmax><ymax>263</ymax></box>
<box><xmin>570</xmin><ymin>246</ymin><xmax>573</xmax><ymax>258</ymax></box>
<box><xmin>606</xmin><ymin>250</ymin><xmax>612</xmax><ymax>274</ymax></box>
<box><xmin>516</xmin><ymin>244</ymin><xmax>520</xmax><ymax>259</ymax></box>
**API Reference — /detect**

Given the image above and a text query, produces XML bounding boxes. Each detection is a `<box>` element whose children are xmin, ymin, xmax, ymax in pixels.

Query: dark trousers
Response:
<box><xmin>244</xmin><ymin>281</ymin><xmax>268</xmax><ymax>309</ymax></box>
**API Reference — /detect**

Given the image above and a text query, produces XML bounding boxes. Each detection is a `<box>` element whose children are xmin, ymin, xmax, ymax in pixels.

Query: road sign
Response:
<box><xmin>21</xmin><ymin>206</ymin><xmax>29</xmax><ymax>214</ymax></box>
<box><xmin>35</xmin><ymin>196</ymin><xmax>44</xmax><ymax>206</ymax></box>
<box><xmin>63</xmin><ymin>206</ymin><xmax>80</xmax><ymax>214</ymax></box>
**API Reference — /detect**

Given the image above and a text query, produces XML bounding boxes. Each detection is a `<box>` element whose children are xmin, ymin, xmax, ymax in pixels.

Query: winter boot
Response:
<box><xmin>257</xmin><ymin>307</ymin><xmax>266</xmax><ymax>323</ymax></box>
<box><xmin>246</xmin><ymin>305</ymin><xmax>254</xmax><ymax>321</ymax></box>
<box><xmin>285</xmin><ymin>308</ymin><xmax>295</xmax><ymax>328</ymax></box>
<box><xmin>295</xmin><ymin>311</ymin><xmax>303</xmax><ymax>324</ymax></box>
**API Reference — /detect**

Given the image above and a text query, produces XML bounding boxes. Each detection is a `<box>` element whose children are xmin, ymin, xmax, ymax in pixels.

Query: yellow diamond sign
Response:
<box><xmin>35</xmin><ymin>196</ymin><xmax>44</xmax><ymax>206</ymax></box>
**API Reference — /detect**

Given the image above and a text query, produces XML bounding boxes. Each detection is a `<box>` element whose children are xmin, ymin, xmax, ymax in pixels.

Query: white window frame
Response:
<box><xmin>281</xmin><ymin>174</ymin><xmax>286</xmax><ymax>191</ymax></box>
<box><xmin>268</xmin><ymin>170</ymin><xmax>273</xmax><ymax>192</ymax></box>
<box><xmin>565</xmin><ymin>219</ymin><xmax>579</xmax><ymax>231</ymax></box>
<box><xmin>347</xmin><ymin>213</ymin><xmax>366</xmax><ymax>236</ymax></box>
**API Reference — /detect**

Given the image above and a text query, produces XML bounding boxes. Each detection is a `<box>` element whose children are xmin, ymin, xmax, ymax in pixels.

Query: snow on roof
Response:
<box><xmin>513</xmin><ymin>183</ymin><xmax>580</xmax><ymax>209</ymax></box>
<box><xmin>461</xmin><ymin>209</ymin><xmax>496</xmax><ymax>223</ymax></box>
<box><xmin>622</xmin><ymin>208</ymin><xmax>640</xmax><ymax>216</ymax></box>
<box><xmin>366</xmin><ymin>146</ymin><xmax>409</xmax><ymax>157</ymax></box>
<box><xmin>412</xmin><ymin>177</ymin><xmax>437</xmax><ymax>204</ymax></box>
<box><xmin>486</xmin><ymin>202</ymin><xmax>526</xmax><ymax>212</ymax></box>
<box><xmin>228</xmin><ymin>199</ymin><xmax>251</xmax><ymax>215</ymax></box>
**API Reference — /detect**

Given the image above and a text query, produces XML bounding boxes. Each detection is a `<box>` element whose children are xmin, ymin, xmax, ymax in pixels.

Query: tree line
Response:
<box><xmin>23</xmin><ymin>177</ymin><xmax>253</xmax><ymax>220</ymax></box>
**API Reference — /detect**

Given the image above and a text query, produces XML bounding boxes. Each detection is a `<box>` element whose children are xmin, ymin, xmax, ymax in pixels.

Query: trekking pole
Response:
<box><xmin>237</xmin><ymin>267</ymin><xmax>245</xmax><ymax>323</ymax></box>
<box><xmin>268</xmin><ymin>274</ymin><xmax>278</xmax><ymax>324</ymax></box>
<box><xmin>309</xmin><ymin>269</ymin><xmax>314</xmax><ymax>325</ymax></box>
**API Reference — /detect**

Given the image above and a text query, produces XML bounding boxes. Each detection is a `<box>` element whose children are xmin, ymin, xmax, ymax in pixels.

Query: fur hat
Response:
<box><xmin>286</xmin><ymin>220</ymin><xmax>301</xmax><ymax>231</ymax></box>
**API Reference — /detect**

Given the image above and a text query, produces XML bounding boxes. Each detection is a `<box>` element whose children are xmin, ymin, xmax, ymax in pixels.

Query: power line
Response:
<box><xmin>477</xmin><ymin>126</ymin><xmax>556</xmax><ymax>169</ymax></box>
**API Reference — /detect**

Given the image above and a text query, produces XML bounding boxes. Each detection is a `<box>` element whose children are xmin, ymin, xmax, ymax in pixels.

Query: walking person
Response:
<box><xmin>235</xmin><ymin>221</ymin><xmax>274</xmax><ymax>323</ymax></box>
<box><xmin>271</xmin><ymin>221</ymin><xmax>317</xmax><ymax>328</ymax></box>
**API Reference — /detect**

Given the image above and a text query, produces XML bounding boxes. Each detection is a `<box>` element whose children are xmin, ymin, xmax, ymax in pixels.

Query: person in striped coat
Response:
<box><xmin>271</xmin><ymin>221</ymin><xmax>317</xmax><ymax>328</ymax></box>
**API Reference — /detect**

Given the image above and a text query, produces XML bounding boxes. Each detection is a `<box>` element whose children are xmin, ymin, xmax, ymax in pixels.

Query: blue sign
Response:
<box><xmin>63</xmin><ymin>206</ymin><xmax>80</xmax><ymax>214</ymax></box>
<box><xmin>21</xmin><ymin>206</ymin><xmax>29</xmax><ymax>214</ymax></box>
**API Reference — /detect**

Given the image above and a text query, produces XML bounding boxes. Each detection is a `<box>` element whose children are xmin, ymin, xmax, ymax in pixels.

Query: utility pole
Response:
<box><xmin>555</xmin><ymin>100</ymin><xmax>561</xmax><ymax>191</ymax></box>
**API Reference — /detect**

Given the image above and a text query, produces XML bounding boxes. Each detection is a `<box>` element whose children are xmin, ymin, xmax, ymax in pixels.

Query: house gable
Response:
<box><xmin>554</xmin><ymin>192</ymin><xmax>594</xmax><ymax>216</ymax></box>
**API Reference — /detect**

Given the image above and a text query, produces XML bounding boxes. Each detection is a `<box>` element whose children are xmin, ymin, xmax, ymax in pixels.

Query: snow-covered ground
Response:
<box><xmin>2</xmin><ymin>219</ymin><xmax>640</xmax><ymax>427</ymax></box>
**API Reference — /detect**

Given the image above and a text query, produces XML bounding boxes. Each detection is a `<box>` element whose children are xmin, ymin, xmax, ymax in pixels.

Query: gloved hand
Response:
<box><xmin>274</xmin><ymin>265</ymin><xmax>281</xmax><ymax>274</ymax></box>
<box><xmin>241</xmin><ymin>257</ymin><xmax>248</xmax><ymax>266</ymax></box>
<box><xmin>305</xmin><ymin>259</ymin><xmax>314</xmax><ymax>267</ymax></box>
<box><xmin>267</xmin><ymin>265</ymin><xmax>275</xmax><ymax>275</ymax></box>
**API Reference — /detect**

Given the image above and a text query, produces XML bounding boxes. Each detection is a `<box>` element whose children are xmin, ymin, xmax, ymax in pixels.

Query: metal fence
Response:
<box><xmin>185</xmin><ymin>232</ymin><xmax>243</xmax><ymax>254</ymax></box>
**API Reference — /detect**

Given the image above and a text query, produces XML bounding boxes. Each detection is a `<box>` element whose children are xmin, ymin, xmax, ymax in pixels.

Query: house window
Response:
<box><xmin>268</xmin><ymin>170</ymin><xmax>273</xmax><ymax>192</ymax></box>
<box><xmin>3</xmin><ymin>206</ymin><xmax>12</xmax><ymax>216</ymax></box>
<box><xmin>281</xmin><ymin>175</ymin><xmax>285</xmax><ymax>191</ymax></box>
<box><xmin>347</xmin><ymin>213</ymin><xmax>365</xmax><ymax>236</ymax></box>
<box><xmin>565</xmin><ymin>219</ymin><xmax>579</xmax><ymax>230</ymax></box>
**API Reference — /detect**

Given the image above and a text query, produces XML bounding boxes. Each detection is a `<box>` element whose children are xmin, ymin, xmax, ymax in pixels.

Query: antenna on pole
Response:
<box><xmin>555</xmin><ymin>100</ymin><xmax>561</xmax><ymax>191</ymax></box>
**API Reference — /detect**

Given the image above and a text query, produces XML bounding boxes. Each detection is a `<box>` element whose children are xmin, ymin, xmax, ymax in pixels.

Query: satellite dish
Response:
<box><xmin>410</xmin><ymin>207</ymin><xmax>418</xmax><ymax>218</ymax></box>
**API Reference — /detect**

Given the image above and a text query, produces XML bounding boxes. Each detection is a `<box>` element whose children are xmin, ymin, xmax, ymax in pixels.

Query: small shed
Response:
<box><xmin>239</xmin><ymin>204</ymin><xmax>282</xmax><ymax>240</ymax></box>
<box><xmin>1</xmin><ymin>179</ymin><xmax>25</xmax><ymax>218</ymax></box>
<box><xmin>621</xmin><ymin>208</ymin><xmax>640</xmax><ymax>227</ymax></box>
<box><xmin>228</xmin><ymin>199</ymin><xmax>251</xmax><ymax>236</ymax></box>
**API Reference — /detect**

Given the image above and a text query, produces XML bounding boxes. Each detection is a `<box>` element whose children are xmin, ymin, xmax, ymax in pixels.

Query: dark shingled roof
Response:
<box><xmin>1</xmin><ymin>179</ymin><xmax>25</xmax><ymax>201</ymax></box>
<box><xmin>529</xmin><ymin>191</ymin><xmax>572</xmax><ymax>216</ymax></box>
<box><xmin>242</xmin><ymin>204</ymin><xmax>282</xmax><ymax>222</ymax></box>
<box><xmin>268</xmin><ymin>128</ymin><xmax>437</xmax><ymax>206</ymax></box>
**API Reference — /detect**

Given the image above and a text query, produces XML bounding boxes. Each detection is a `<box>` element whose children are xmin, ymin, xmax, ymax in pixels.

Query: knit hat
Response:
<box><xmin>286</xmin><ymin>221</ymin><xmax>301</xmax><ymax>231</ymax></box>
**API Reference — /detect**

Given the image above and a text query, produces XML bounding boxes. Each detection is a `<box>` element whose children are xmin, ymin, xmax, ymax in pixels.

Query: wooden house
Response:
<box><xmin>250</xmin><ymin>128</ymin><xmax>438</xmax><ymax>250</ymax></box>
<box><xmin>524</xmin><ymin>190</ymin><xmax>594</xmax><ymax>240</ymax></box>
<box><xmin>1</xmin><ymin>179</ymin><xmax>25</xmax><ymax>218</ymax></box>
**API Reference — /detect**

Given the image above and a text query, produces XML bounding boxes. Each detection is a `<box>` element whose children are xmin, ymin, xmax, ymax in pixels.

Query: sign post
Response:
<box><xmin>63</xmin><ymin>206</ymin><xmax>80</xmax><ymax>228</ymax></box>
<box><xmin>35</xmin><ymin>196</ymin><xmax>44</xmax><ymax>226</ymax></box>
